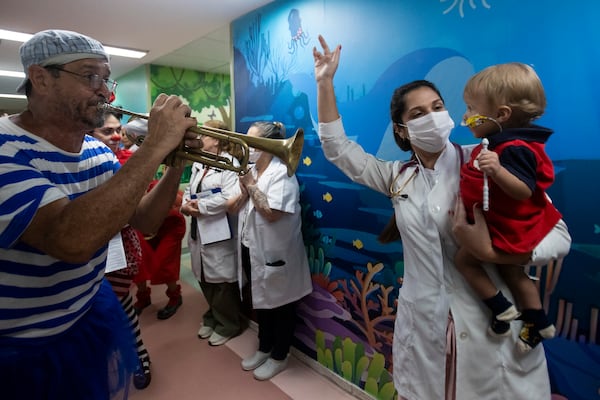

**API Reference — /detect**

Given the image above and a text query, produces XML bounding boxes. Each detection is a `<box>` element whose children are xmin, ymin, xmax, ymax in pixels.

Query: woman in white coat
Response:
<box><xmin>228</xmin><ymin>121</ymin><xmax>313</xmax><ymax>381</ymax></box>
<box><xmin>313</xmin><ymin>35</ymin><xmax>552</xmax><ymax>400</ymax></box>
<box><xmin>181</xmin><ymin>120</ymin><xmax>246</xmax><ymax>347</ymax></box>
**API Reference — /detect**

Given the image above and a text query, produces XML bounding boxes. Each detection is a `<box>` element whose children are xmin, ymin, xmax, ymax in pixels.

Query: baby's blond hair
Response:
<box><xmin>464</xmin><ymin>62</ymin><xmax>546</xmax><ymax>124</ymax></box>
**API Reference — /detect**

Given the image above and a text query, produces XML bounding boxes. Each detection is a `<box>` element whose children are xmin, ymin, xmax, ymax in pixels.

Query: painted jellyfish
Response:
<box><xmin>288</xmin><ymin>8</ymin><xmax>310</xmax><ymax>54</ymax></box>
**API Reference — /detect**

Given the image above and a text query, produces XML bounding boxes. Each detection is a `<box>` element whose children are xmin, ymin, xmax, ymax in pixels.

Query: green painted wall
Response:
<box><xmin>149</xmin><ymin>65</ymin><xmax>231</xmax><ymax>128</ymax></box>
<box><xmin>113</xmin><ymin>64</ymin><xmax>231</xmax><ymax>183</ymax></box>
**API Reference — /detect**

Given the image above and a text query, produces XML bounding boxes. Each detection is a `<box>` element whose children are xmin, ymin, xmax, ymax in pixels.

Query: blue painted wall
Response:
<box><xmin>232</xmin><ymin>1</ymin><xmax>600</xmax><ymax>398</ymax></box>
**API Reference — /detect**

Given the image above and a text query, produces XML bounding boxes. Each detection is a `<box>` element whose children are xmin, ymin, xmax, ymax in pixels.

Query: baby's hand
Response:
<box><xmin>476</xmin><ymin>150</ymin><xmax>500</xmax><ymax>177</ymax></box>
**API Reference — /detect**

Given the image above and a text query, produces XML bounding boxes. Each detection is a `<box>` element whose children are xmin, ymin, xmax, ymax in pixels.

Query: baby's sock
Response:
<box><xmin>483</xmin><ymin>291</ymin><xmax>519</xmax><ymax>321</ymax></box>
<box><xmin>517</xmin><ymin>308</ymin><xmax>556</xmax><ymax>353</ymax></box>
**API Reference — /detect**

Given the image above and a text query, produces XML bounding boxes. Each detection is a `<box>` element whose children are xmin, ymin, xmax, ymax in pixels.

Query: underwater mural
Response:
<box><xmin>232</xmin><ymin>1</ymin><xmax>600</xmax><ymax>399</ymax></box>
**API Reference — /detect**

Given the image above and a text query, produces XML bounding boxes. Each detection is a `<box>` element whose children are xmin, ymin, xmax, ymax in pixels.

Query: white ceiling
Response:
<box><xmin>0</xmin><ymin>0</ymin><xmax>274</xmax><ymax>113</ymax></box>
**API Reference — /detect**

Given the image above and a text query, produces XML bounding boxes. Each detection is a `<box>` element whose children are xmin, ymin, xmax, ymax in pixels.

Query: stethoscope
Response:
<box><xmin>388</xmin><ymin>148</ymin><xmax>452</xmax><ymax>200</ymax></box>
<box><xmin>389</xmin><ymin>160</ymin><xmax>419</xmax><ymax>199</ymax></box>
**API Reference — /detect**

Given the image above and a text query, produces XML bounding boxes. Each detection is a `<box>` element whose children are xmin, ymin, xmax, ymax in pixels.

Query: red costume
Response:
<box><xmin>460</xmin><ymin>126</ymin><xmax>561</xmax><ymax>254</ymax></box>
<box><xmin>115</xmin><ymin>148</ymin><xmax>133</xmax><ymax>165</ymax></box>
<box><xmin>133</xmin><ymin>181</ymin><xmax>186</xmax><ymax>285</ymax></box>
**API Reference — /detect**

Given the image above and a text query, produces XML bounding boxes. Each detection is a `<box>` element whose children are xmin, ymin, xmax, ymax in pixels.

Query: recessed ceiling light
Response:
<box><xmin>0</xmin><ymin>28</ymin><xmax>147</xmax><ymax>59</ymax></box>
<box><xmin>0</xmin><ymin>70</ymin><xmax>25</xmax><ymax>78</ymax></box>
<box><xmin>0</xmin><ymin>29</ymin><xmax>32</xmax><ymax>42</ymax></box>
<box><xmin>0</xmin><ymin>94</ymin><xmax>26</xmax><ymax>99</ymax></box>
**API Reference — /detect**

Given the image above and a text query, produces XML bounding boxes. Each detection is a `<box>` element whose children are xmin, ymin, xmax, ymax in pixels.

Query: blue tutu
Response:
<box><xmin>0</xmin><ymin>279</ymin><xmax>138</xmax><ymax>400</ymax></box>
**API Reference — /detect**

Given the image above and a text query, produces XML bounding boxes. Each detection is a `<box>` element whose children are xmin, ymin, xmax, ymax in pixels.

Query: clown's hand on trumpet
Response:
<box><xmin>106</xmin><ymin>94</ymin><xmax>201</xmax><ymax>168</ymax></box>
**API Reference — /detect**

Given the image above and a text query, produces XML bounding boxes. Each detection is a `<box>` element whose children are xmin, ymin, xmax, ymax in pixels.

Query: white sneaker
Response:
<box><xmin>208</xmin><ymin>331</ymin><xmax>233</xmax><ymax>346</ymax></box>
<box><xmin>197</xmin><ymin>325</ymin><xmax>214</xmax><ymax>339</ymax></box>
<box><xmin>241</xmin><ymin>350</ymin><xmax>270</xmax><ymax>371</ymax></box>
<box><xmin>253</xmin><ymin>357</ymin><xmax>288</xmax><ymax>381</ymax></box>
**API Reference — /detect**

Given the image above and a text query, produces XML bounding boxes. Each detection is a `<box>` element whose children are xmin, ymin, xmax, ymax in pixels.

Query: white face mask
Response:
<box><xmin>403</xmin><ymin>110</ymin><xmax>454</xmax><ymax>153</ymax></box>
<box><xmin>248</xmin><ymin>148</ymin><xmax>262</xmax><ymax>163</ymax></box>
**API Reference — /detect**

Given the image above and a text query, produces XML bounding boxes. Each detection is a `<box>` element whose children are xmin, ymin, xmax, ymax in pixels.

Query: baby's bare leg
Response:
<box><xmin>455</xmin><ymin>246</ymin><xmax>498</xmax><ymax>300</ymax></box>
<box><xmin>497</xmin><ymin>265</ymin><xmax>542</xmax><ymax>310</ymax></box>
<box><xmin>455</xmin><ymin>247</ymin><xmax>519</xmax><ymax>336</ymax></box>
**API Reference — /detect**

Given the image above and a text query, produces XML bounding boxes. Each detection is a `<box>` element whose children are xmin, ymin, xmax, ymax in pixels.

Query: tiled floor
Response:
<box><xmin>129</xmin><ymin>252</ymin><xmax>366</xmax><ymax>399</ymax></box>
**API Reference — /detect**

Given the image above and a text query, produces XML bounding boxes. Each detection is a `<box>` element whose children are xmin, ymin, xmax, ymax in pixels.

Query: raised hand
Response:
<box><xmin>314</xmin><ymin>35</ymin><xmax>342</xmax><ymax>123</ymax></box>
<box><xmin>313</xmin><ymin>35</ymin><xmax>341</xmax><ymax>83</ymax></box>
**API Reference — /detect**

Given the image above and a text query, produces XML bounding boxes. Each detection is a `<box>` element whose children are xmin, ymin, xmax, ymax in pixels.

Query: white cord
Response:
<box><xmin>482</xmin><ymin>138</ymin><xmax>489</xmax><ymax>211</ymax></box>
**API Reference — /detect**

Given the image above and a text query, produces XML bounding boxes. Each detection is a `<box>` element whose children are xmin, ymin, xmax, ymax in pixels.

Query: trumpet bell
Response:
<box><xmin>241</xmin><ymin>128</ymin><xmax>304</xmax><ymax>177</ymax></box>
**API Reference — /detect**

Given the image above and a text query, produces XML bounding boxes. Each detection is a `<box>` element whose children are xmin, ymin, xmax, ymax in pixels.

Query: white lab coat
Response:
<box><xmin>319</xmin><ymin>118</ymin><xmax>551</xmax><ymax>400</ymax></box>
<box><xmin>184</xmin><ymin>156</ymin><xmax>239</xmax><ymax>283</ymax></box>
<box><xmin>235</xmin><ymin>157</ymin><xmax>313</xmax><ymax>309</ymax></box>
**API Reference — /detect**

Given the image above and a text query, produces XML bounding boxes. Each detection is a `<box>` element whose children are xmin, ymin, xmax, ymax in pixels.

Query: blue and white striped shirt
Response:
<box><xmin>0</xmin><ymin>116</ymin><xmax>119</xmax><ymax>339</ymax></box>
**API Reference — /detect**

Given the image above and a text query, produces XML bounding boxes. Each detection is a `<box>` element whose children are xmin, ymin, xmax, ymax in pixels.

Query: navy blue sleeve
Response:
<box><xmin>498</xmin><ymin>146</ymin><xmax>537</xmax><ymax>192</ymax></box>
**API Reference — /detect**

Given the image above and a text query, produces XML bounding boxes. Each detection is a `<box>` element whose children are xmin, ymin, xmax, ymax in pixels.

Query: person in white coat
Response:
<box><xmin>228</xmin><ymin>121</ymin><xmax>313</xmax><ymax>381</ymax></box>
<box><xmin>313</xmin><ymin>35</ymin><xmax>553</xmax><ymax>400</ymax></box>
<box><xmin>181</xmin><ymin>119</ymin><xmax>246</xmax><ymax>347</ymax></box>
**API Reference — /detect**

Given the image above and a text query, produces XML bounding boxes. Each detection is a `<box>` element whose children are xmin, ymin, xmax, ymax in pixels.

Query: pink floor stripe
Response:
<box><xmin>129</xmin><ymin>260</ymin><xmax>360</xmax><ymax>399</ymax></box>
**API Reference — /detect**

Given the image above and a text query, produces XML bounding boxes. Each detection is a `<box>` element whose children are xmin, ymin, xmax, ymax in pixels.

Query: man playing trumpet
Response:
<box><xmin>0</xmin><ymin>29</ymin><xmax>200</xmax><ymax>399</ymax></box>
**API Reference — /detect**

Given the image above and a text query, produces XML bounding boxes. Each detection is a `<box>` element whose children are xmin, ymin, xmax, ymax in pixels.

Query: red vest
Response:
<box><xmin>460</xmin><ymin>139</ymin><xmax>561</xmax><ymax>254</ymax></box>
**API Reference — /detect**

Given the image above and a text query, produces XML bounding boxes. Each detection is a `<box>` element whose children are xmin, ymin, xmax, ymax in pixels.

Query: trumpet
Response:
<box><xmin>98</xmin><ymin>104</ymin><xmax>304</xmax><ymax>177</ymax></box>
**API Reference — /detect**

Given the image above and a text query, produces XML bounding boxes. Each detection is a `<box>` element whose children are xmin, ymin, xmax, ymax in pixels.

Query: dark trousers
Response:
<box><xmin>256</xmin><ymin>302</ymin><xmax>297</xmax><ymax>361</ymax></box>
<box><xmin>241</xmin><ymin>244</ymin><xmax>297</xmax><ymax>360</ymax></box>
<box><xmin>199</xmin><ymin>280</ymin><xmax>245</xmax><ymax>337</ymax></box>
<box><xmin>240</xmin><ymin>245</ymin><xmax>254</xmax><ymax>320</ymax></box>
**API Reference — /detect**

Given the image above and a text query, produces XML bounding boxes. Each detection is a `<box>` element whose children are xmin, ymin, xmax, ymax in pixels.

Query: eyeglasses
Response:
<box><xmin>46</xmin><ymin>66</ymin><xmax>118</xmax><ymax>93</ymax></box>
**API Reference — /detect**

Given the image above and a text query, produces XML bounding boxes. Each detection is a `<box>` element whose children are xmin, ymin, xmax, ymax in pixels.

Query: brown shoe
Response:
<box><xmin>157</xmin><ymin>285</ymin><xmax>182</xmax><ymax>320</ymax></box>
